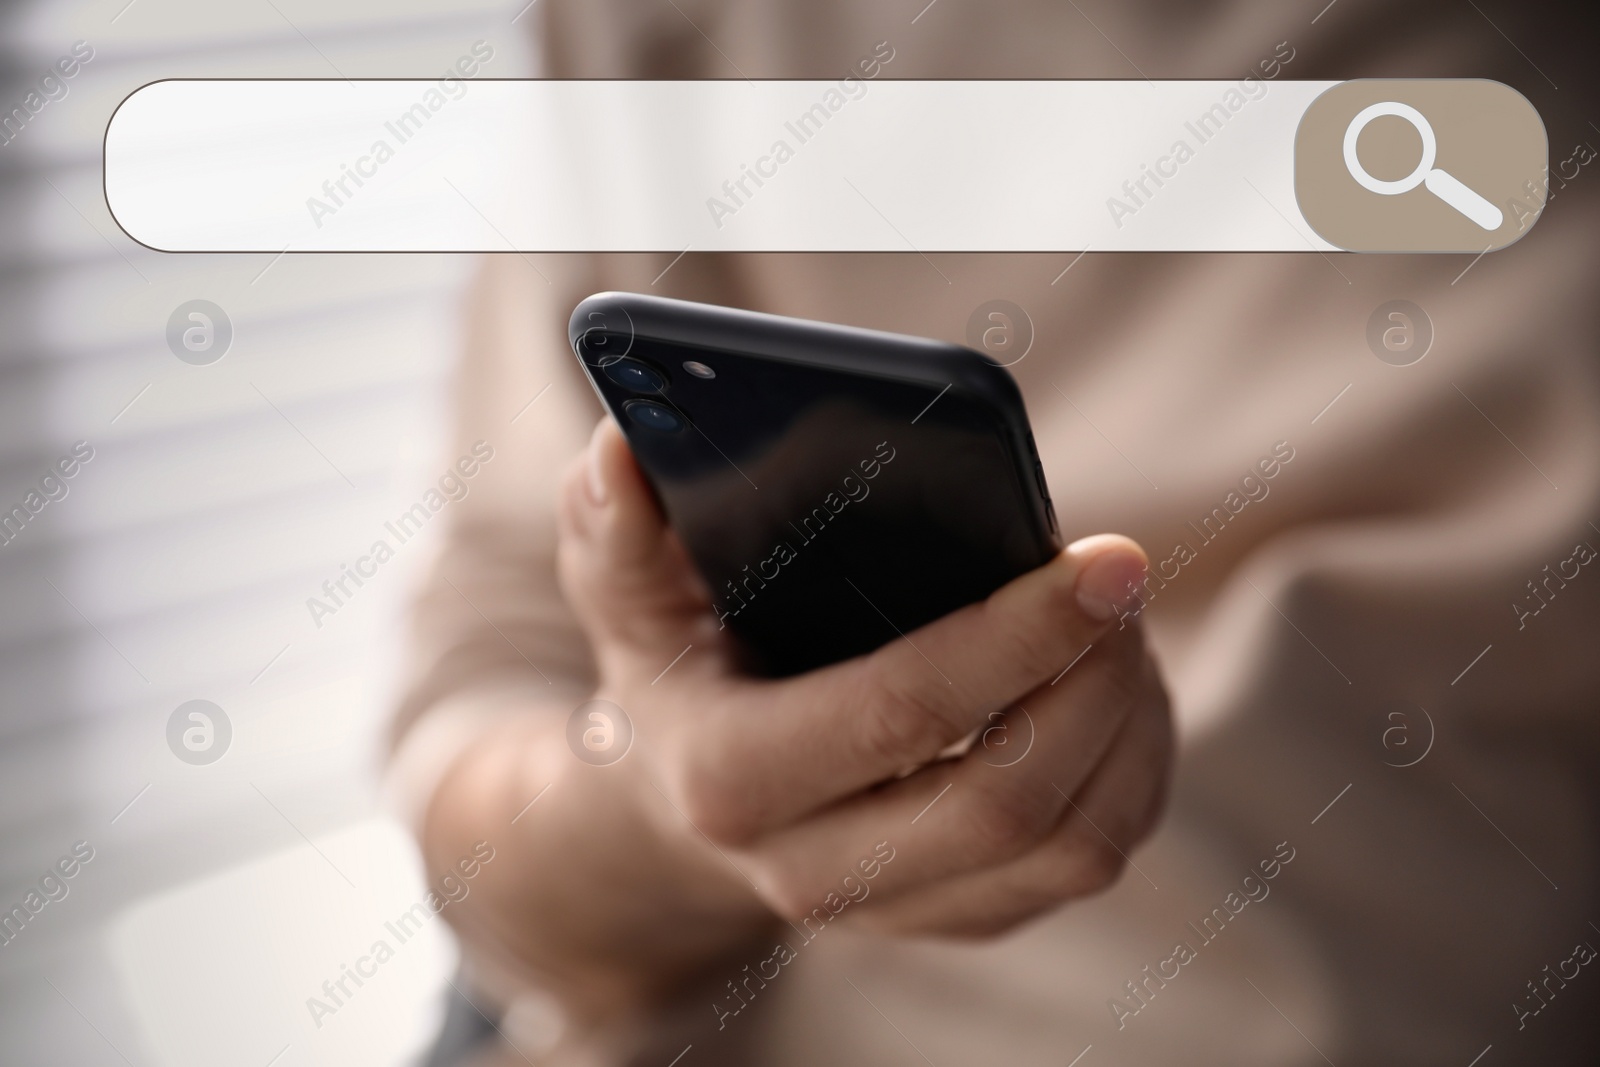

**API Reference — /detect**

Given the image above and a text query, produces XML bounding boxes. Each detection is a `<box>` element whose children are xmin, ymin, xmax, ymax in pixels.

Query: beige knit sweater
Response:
<box><xmin>390</xmin><ymin>1</ymin><xmax>1600</xmax><ymax>1062</ymax></box>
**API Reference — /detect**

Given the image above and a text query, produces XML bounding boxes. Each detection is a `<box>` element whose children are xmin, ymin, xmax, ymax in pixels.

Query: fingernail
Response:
<box><xmin>585</xmin><ymin>423</ymin><xmax>609</xmax><ymax>507</ymax></box>
<box><xmin>1075</xmin><ymin>549</ymin><xmax>1147</xmax><ymax>621</ymax></box>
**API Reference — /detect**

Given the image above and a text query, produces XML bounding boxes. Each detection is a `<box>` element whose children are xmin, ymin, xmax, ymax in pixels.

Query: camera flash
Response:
<box><xmin>682</xmin><ymin>360</ymin><xmax>716</xmax><ymax>379</ymax></box>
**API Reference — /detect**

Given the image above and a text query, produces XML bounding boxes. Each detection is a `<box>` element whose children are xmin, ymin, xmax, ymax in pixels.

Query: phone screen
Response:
<box><xmin>580</xmin><ymin>326</ymin><xmax>1058</xmax><ymax>676</ymax></box>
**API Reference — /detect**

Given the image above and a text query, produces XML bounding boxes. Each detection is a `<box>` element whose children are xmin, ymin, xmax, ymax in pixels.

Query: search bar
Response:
<box><xmin>104</xmin><ymin>79</ymin><xmax>1546</xmax><ymax>253</ymax></box>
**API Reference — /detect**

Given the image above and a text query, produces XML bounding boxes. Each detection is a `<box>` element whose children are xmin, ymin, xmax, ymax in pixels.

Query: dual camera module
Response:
<box><xmin>599</xmin><ymin>354</ymin><xmax>715</xmax><ymax>433</ymax></box>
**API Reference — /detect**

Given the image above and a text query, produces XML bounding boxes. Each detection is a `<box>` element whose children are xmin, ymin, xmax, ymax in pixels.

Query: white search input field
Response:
<box><xmin>103</xmin><ymin>79</ymin><xmax>1544</xmax><ymax>253</ymax></box>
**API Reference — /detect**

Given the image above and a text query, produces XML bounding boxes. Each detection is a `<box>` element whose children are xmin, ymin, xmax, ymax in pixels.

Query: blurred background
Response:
<box><xmin>0</xmin><ymin>1</ymin><xmax>532</xmax><ymax>1063</ymax></box>
<box><xmin>5</xmin><ymin>1</ymin><xmax>1599</xmax><ymax>1065</ymax></box>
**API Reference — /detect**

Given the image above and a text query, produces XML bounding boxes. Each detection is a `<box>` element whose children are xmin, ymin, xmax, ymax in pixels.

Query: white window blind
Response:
<box><xmin>0</xmin><ymin>2</ymin><xmax>532</xmax><ymax>1062</ymax></box>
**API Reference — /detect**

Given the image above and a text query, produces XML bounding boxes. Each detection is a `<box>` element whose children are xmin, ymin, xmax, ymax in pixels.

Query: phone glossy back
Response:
<box><xmin>569</xmin><ymin>292</ymin><xmax>1060</xmax><ymax>677</ymax></box>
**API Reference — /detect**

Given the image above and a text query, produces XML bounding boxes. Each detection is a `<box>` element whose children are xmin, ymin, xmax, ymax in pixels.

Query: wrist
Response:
<box><xmin>424</xmin><ymin>700</ymin><xmax>776</xmax><ymax>1019</ymax></box>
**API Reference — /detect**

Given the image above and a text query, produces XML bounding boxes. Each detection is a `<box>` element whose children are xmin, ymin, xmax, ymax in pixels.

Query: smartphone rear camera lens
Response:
<box><xmin>602</xmin><ymin>358</ymin><xmax>667</xmax><ymax>393</ymax></box>
<box><xmin>624</xmin><ymin>399</ymin><xmax>685</xmax><ymax>433</ymax></box>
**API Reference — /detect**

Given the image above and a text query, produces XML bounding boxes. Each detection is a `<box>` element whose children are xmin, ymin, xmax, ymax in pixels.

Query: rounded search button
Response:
<box><xmin>1294</xmin><ymin>79</ymin><xmax>1545</xmax><ymax>252</ymax></box>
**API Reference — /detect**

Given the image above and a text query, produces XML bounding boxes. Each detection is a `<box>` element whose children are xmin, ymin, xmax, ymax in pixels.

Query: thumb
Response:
<box><xmin>557</xmin><ymin>418</ymin><xmax>724</xmax><ymax>678</ymax></box>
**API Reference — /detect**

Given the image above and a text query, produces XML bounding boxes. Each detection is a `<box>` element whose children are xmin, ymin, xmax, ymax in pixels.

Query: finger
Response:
<box><xmin>557</xmin><ymin>418</ymin><xmax>726</xmax><ymax>676</ymax></box>
<box><xmin>677</xmin><ymin>538</ymin><xmax>1150</xmax><ymax>841</ymax></box>
<box><xmin>730</xmin><ymin>628</ymin><xmax>1161</xmax><ymax>916</ymax></box>
<box><xmin>853</xmin><ymin>666</ymin><xmax>1172</xmax><ymax>937</ymax></box>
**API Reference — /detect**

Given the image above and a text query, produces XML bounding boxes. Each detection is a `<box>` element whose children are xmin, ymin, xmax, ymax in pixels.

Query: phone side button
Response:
<box><xmin>1031</xmin><ymin>460</ymin><xmax>1057</xmax><ymax>533</ymax></box>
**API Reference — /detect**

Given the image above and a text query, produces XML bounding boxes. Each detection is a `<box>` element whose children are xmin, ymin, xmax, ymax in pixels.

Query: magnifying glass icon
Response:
<box><xmin>1343</xmin><ymin>101</ymin><xmax>1504</xmax><ymax>230</ymax></box>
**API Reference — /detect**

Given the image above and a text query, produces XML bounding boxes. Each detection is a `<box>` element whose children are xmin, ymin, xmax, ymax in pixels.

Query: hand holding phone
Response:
<box><xmin>546</xmin><ymin>416</ymin><xmax>1171</xmax><ymax>944</ymax></box>
<box><xmin>425</xmin><ymin>305</ymin><xmax>1173</xmax><ymax>1028</ymax></box>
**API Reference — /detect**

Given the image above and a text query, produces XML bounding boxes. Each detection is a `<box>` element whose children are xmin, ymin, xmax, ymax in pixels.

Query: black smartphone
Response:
<box><xmin>568</xmin><ymin>292</ymin><xmax>1061</xmax><ymax>678</ymax></box>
